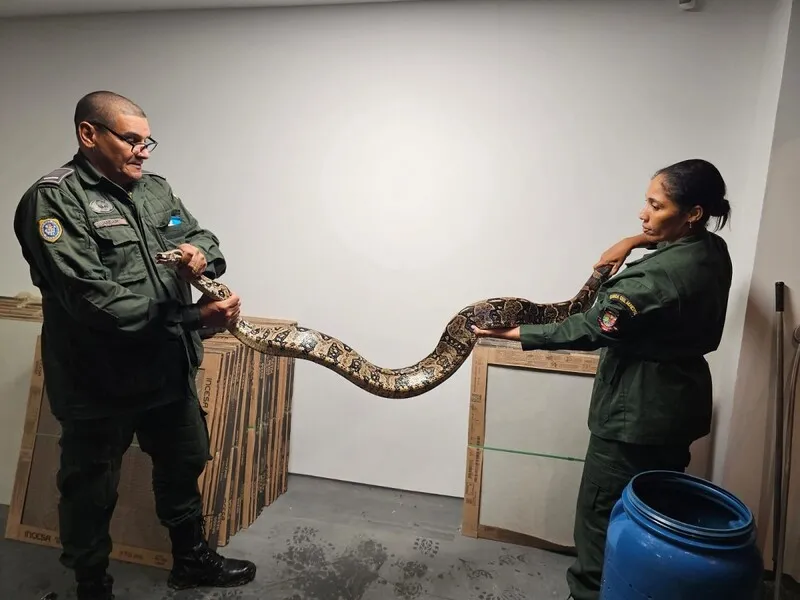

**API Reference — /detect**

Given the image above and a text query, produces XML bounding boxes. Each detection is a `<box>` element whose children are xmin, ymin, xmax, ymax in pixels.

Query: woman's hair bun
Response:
<box><xmin>709</xmin><ymin>197</ymin><xmax>731</xmax><ymax>218</ymax></box>
<box><xmin>654</xmin><ymin>158</ymin><xmax>731</xmax><ymax>230</ymax></box>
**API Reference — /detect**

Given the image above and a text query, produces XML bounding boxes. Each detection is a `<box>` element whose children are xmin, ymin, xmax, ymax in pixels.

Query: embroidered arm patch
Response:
<box><xmin>608</xmin><ymin>292</ymin><xmax>638</xmax><ymax>316</ymax></box>
<box><xmin>38</xmin><ymin>218</ymin><xmax>63</xmax><ymax>243</ymax></box>
<box><xmin>597</xmin><ymin>292</ymin><xmax>641</xmax><ymax>335</ymax></box>
<box><xmin>598</xmin><ymin>307</ymin><xmax>620</xmax><ymax>333</ymax></box>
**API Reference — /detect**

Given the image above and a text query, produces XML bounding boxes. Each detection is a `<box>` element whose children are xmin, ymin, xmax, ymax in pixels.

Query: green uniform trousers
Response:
<box><xmin>55</xmin><ymin>397</ymin><xmax>211</xmax><ymax>579</ymax></box>
<box><xmin>566</xmin><ymin>434</ymin><xmax>692</xmax><ymax>600</ymax></box>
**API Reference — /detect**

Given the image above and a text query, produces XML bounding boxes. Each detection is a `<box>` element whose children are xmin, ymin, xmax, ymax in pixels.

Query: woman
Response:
<box><xmin>471</xmin><ymin>158</ymin><xmax>733</xmax><ymax>600</ymax></box>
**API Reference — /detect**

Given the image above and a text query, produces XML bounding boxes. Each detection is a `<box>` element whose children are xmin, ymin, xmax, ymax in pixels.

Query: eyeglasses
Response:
<box><xmin>90</xmin><ymin>121</ymin><xmax>158</xmax><ymax>154</ymax></box>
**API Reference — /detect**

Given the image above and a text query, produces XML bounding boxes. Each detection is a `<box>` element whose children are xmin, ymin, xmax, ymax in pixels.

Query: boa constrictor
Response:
<box><xmin>155</xmin><ymin>249</ymin><xmax>612</xmax><ymax>398</ymax></box>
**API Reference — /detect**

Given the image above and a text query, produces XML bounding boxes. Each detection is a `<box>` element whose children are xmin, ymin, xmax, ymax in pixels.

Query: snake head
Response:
<box><xmin>154</xmin><ymin>249</ymin><xmax>184</xmax><ymax>268</ymax></box>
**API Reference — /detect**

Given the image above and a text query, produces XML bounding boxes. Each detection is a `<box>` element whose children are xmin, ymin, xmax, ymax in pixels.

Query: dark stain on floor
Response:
<box><xmin>475</xmin><ymin>588</ymin><xmax>527</xmax><ymax>600</ymax></box>
<box><xmin>161</xmin><ymin>590</ymin><xmax>248</xmax><ymax>600</ymax></box>
<box><xmin>413</xmin><ymin>536</ymin><xmax>439</xmax><ymax>558</ymax></box>
<box><xmin>268</xmin><ymin>525</ymin><xmax>547</xmax><ymax>600</ymax></box>
<box><xmin>274</xmin><ymin>525</ymin><xmax>389</xmax><ymax>599</ymax></box>
<box><xmin>0</xmin><ymin>476</ymin><xmax>584</xmax><ymax>599</ymax></box>
<box><xmin>382</xmin><ymin>557</ymin><xmax>429</xmax><ymax>600</ymax></box>
<box><xmin>458</xmin><ymin>557</ymin><xmax>495</xmax><ymax>580</ymax></box>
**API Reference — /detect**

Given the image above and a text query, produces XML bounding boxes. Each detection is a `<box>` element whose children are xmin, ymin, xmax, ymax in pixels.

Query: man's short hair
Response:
<box><xmin>73</xmin><ymin>91</ymin><xmax>147</xmax><ymax>132</ymax></box>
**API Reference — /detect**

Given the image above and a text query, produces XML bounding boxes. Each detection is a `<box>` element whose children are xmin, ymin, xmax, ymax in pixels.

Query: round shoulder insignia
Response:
<box><xmin>38</xmin><ymin>218</ymin><xmax>63</xmax><ymax>243</ymax></box>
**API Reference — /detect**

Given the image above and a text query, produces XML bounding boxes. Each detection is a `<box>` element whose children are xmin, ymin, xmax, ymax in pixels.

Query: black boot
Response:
<box><xmin>167</xmin><ymin>518</ymin><xmax>256</xmax><ymax>590</ymax></box>
<box><xmin>76</xmin><ymin>572</ymin><xmax>114</xmax><ymax>600</ymax></box>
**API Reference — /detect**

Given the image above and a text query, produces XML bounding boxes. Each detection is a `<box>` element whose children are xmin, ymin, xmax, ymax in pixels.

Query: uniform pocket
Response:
<box><xmin>149</xmin><ymin>209</ymin><xmax>189</xmax><ymax>246</ymax></box>
<box><xmin>595</xmin><ymin>350</ymin><xmax>622</xmax><ymax>386</ymax></box>
<box><xmin>593</xmin><ymin>350</ymin><xmax>626</xmax><ymax>426</ymax></box>
<box><xmin>582</xmin><ymin>440</ymin><xmax>636</xmax><ymax>520</ymax></box>
<box><xmin>93</xmin><ymin>224</ymin><xmax>147</xmax><ymax>285</ymax></box>
<box><xmin>198</xmin><ymin>402</ymin><xmax>212</xmax><ymax>461</ymax></box>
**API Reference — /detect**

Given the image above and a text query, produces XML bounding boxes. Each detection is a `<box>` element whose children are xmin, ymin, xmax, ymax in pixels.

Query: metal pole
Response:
<box><xmin>773</xmin><ymin>282</ymin><xmax>785</xmax><ymax>581</ymax></box>
<box><xmin>774</xmin><ymin>324</ymin><xmax>800</xmax><ymax>600</ymax></box>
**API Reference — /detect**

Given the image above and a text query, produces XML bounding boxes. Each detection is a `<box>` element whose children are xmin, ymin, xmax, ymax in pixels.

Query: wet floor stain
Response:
<box><xmin>273</xmin><ymin>525</ymin><xmax>388</xmax><ymax>600</ymax></box>
<box><xmin>412</xmin><ymin>537</ymin><xmax>439</xmax><ymax>558</ymax></box>
<box><xmin>457</xmin><ymin>557</ymin><xmax>495</xmax><ymax>580</ymax></box>
<box><xmin>160</xmin><ymin>588</ymin><xmax>247</xmax><ymax>600</ymax></box>
<box><xmin>474</xmin><ymin>588</ymin><xmax>528</xmax><ymax>600</ymax></box>
<box><xmin>262</xmin><ymin>526</ymin><xmax>560</xmax><ymax>599</ymax></box>
<box><xmin>378</xmin><ymin>557</ymin><xmax>429</xmax><ymax>600</ymax></box>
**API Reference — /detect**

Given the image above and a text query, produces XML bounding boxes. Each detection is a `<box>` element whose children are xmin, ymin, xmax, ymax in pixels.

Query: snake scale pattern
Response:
<box><xmin>155</xmin><ymin>249</ymin><xmax>612</xmax><ymax>398</ymax></box>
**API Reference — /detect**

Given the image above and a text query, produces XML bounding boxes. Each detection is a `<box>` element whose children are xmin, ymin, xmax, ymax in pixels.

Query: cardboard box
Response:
<box><xmin>1</xmin><ymin>296</ymin><xmax>295</xmax><ymax>569</ymax></box>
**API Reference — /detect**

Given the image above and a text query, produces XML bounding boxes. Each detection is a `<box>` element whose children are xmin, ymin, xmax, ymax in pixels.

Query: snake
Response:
<box><xmin>155</xmin><ymin>249</ymin><xmax>612</xmax><ymax>398</ymax></box>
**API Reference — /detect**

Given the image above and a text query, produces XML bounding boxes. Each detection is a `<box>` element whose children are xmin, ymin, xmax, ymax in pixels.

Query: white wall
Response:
<box><xmin>710</xmin><ymin>0</ymin><xmax>795</xmax><ymax>482</ymax></box>
<box><xmin>0</xmin><ymin>0</ymin><xmax>784</xmax><ymax>497</ymax></box>
<box><xmin>722</xmin><ymin>0</ymin><xmax>800</xmax><ymax>577</ymax></box>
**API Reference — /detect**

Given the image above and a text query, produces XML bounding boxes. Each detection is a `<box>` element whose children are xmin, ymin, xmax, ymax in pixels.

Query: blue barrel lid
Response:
<box><xmin>622</xmin><ymin>470</ymin><xmax>755</xmax><ymax>548</ymax></box>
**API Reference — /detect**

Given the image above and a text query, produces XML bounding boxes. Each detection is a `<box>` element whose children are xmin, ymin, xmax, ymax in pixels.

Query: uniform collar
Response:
<box><xmin>624</xmin><ymin>230</ymin><xmax>708</xmax><ymax>268</ymax></box>
<box><xmin>72</xmin><ymin>150</ymin><xmax>138</xmax><ymax>197</ymax></box>
<box><xmin>660</xmin><ymin>229</ymin><xmax>708</xmax><ymax>248</ymax></box>
<box><xmin>72</xmin><ymin>151</ymin><xmax>105</xmax><ymax>187</ymax></box>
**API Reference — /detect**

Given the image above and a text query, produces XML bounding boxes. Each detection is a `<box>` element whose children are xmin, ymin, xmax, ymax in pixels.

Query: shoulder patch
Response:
<box><xmin>598</xmin><ymin>308</ymin><xmax>619</xmax><ymax>333</ymax></box>
<box><xmin>608</xmin><ymin>292</ymin><xmax>638</xmax><ymax>316</ymax></box>
<box><xmin>38</xmin><ymin>218</ymin><xmax>63</xmax><ymax>243</ymax></box>
<box><xmin>37</xmin><ymin>167</ymin><xmax>75</xmax><ymax>188</ymax></box>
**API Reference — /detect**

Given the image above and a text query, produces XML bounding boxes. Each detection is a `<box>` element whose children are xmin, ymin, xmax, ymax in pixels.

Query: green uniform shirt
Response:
<box><xmin>13</xmin><ymin>151</ymin><xmax>227</xmax><ymax>420</ymax></box>
<box><xmin>519</xmin><ymin>230</ymin><xmax>732</xmax><ymax>445</ymax></box>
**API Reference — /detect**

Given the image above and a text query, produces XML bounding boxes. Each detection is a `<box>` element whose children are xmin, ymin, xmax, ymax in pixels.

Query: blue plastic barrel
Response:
<box><xmin>600</xmin><ymin>470</ymin><xmax>763</xmax><ymax>600</ymax></box>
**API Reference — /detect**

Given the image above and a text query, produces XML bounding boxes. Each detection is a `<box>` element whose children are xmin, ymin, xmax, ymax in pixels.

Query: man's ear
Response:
<box><xmin>77</xmin><ymin>121</ymin><xmax>98</xmax><ymax>149</ymax></box>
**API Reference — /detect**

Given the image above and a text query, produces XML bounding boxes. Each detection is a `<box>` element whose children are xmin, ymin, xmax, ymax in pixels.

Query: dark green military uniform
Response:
<box><xmin>13</xmin><ymin>151</ymin><xmax>226</xmax><ymax>581</ymax></box>
<box><xmin>518</xmin><ymin>230</ymin><xmax>732</xmax><ymax>600</ymax></box>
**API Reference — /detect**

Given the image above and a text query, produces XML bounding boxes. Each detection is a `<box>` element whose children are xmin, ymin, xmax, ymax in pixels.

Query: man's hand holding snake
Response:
<box><xmin>176</xmin><ymin>243</ymin><xmax>207</xmax><ymax>281</ymax></box>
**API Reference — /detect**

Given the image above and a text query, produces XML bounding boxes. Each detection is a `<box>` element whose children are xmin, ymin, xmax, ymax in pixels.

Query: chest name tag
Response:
<box><xmin>94</xmin><ymin>218</ymin><xmax>129</xmax><ymax>229</ymax></box>
<box><xmin>168</xmin><ymin>215</ymin><xmax>183</xmax><ymax>227</ymax></box>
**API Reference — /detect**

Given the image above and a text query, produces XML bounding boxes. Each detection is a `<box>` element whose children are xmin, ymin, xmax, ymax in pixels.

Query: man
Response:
<box><xmin>13</xmin><ymin>91</ymin><xmax>255</xmax><ymax>600</ymax></box>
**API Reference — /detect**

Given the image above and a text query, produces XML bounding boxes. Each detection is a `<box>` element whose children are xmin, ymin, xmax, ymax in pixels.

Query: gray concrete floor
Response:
<box><xmin>0</xmin><ymin>474</ymin><xmax>576</xmax><ymax>600</ymax></box>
